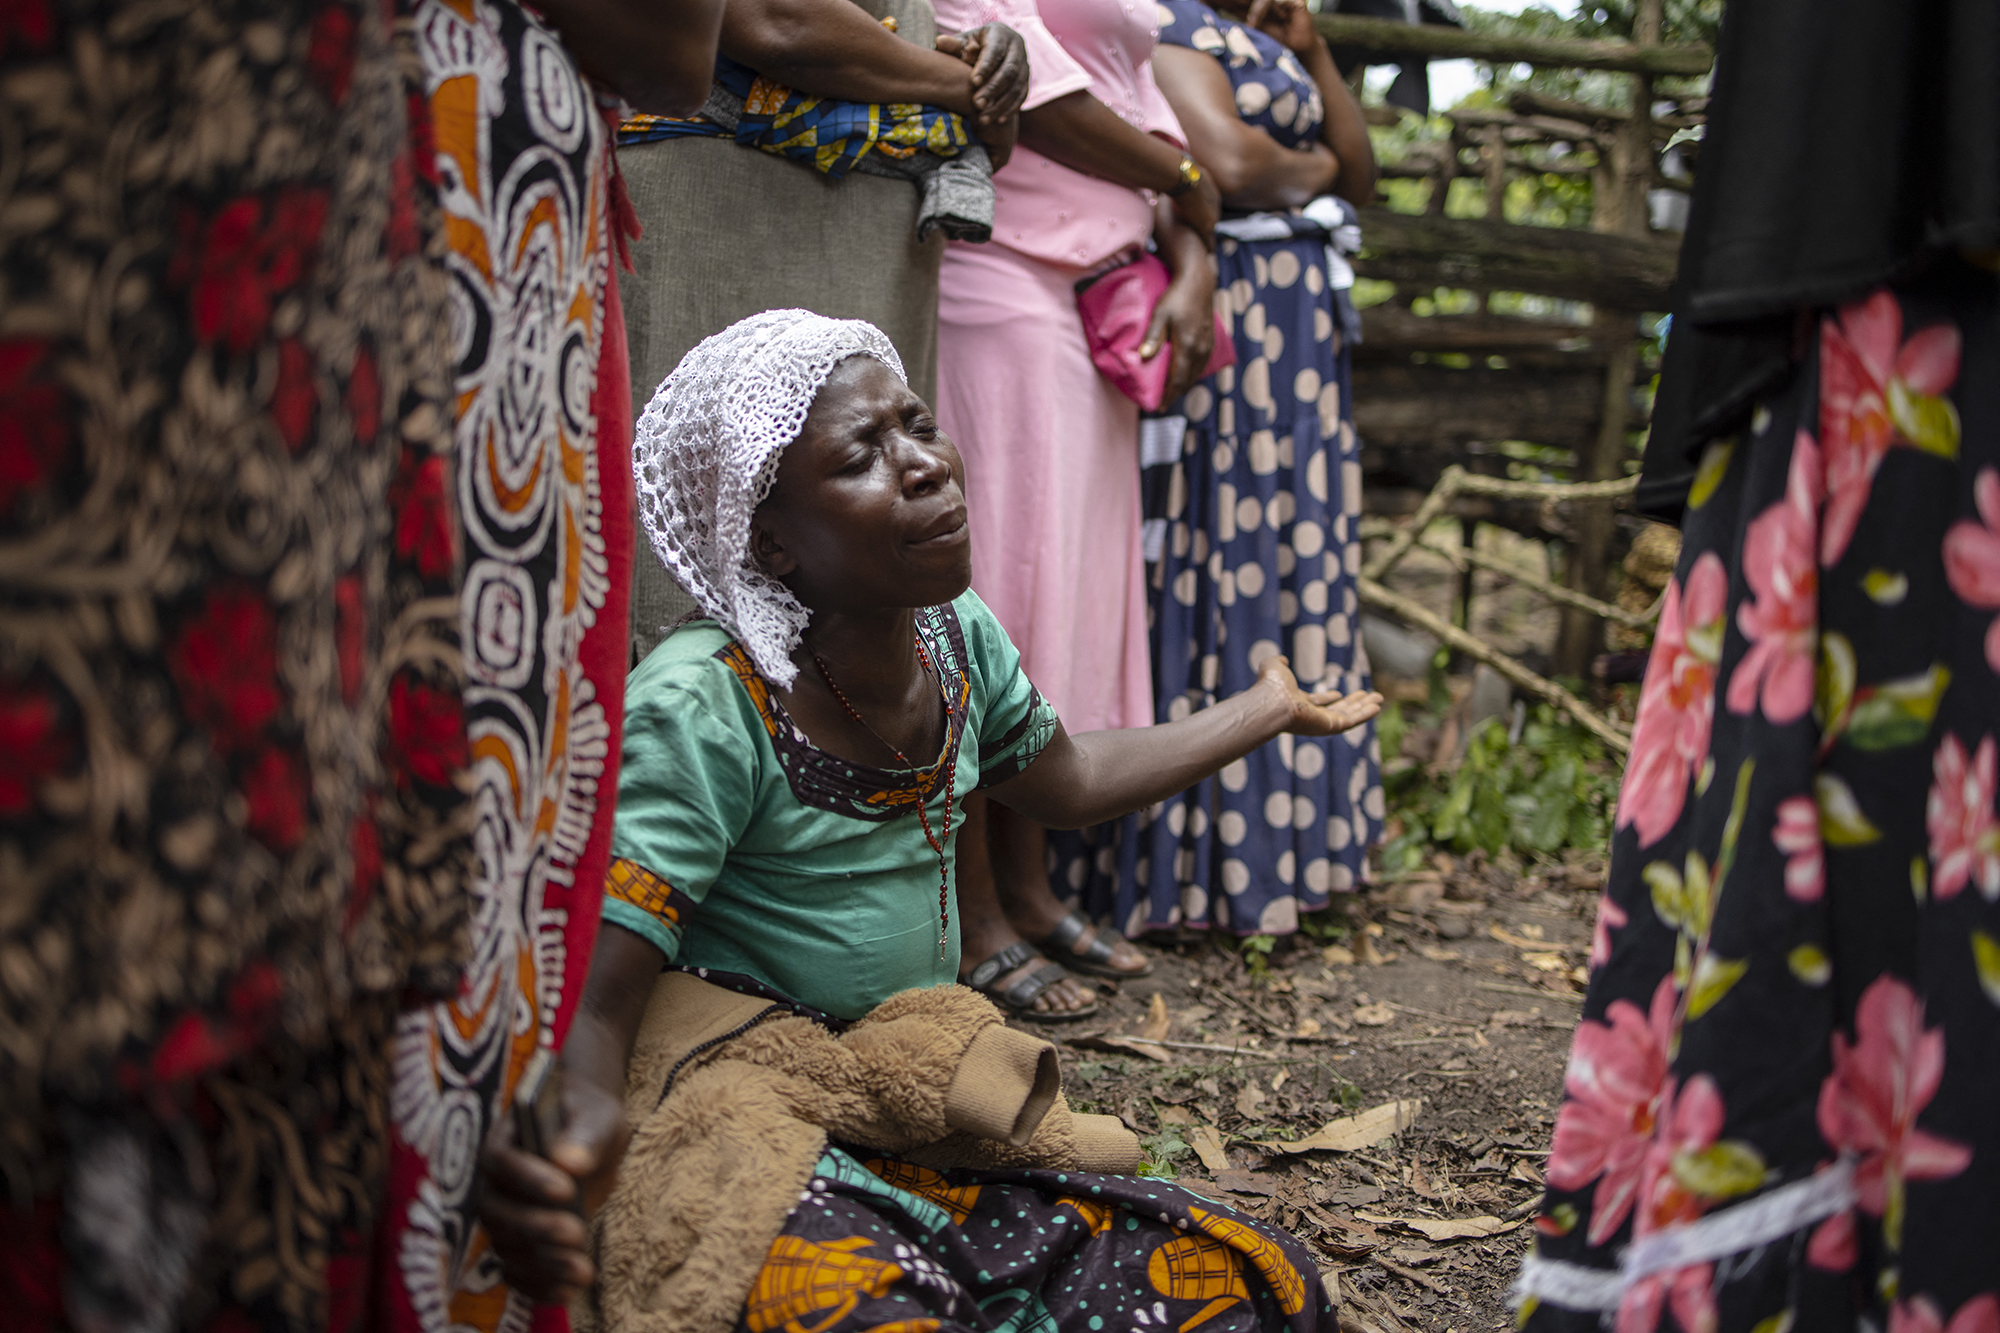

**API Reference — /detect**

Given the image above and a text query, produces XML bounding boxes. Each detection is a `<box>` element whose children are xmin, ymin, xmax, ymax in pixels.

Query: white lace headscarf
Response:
<box><xmin>634</xmin><ymin>309</ymin><xmax>907</xmax><ymax>688</ymax></box>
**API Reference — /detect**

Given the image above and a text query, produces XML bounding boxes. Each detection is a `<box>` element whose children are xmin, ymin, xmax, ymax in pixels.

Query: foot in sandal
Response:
<box><xmin>1034</xmin><ymin>910</ymin><xmax>1152</xmax><ymax>980</ymax></box>
<box><xmin>961</xmin><ymin>940</ymin><xmax>1099</xmax><ymax>1021</ymax></box>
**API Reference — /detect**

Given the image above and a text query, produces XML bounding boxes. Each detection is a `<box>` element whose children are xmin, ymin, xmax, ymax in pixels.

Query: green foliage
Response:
<box><xmin>1299</xmin><ymin>907</ymin><xmax>1352</xmax><ymax>945</ymax></box>
<box><xmin>1240</xmin><ymin>933</ymin><xmax>1277</xmax><ymax>981</ymax></box>
<box><xmin>1459</xmin><ymin>1</ymin><xmax>1722</xmax><ymax>106</ymax></box>
<box><xmin>1138</xmin><ymin>1124</ymin><xmax>1191</xmax><ymax>1178</ymax></box>
<box><xmin>1363</xmin><ymin>3</ymin><xmax>1721</xmax><ymax>231</ymax></box>
<box><xmin>1382</xmin><ymin>705</ymin><xmax>1619</xmax><ymax>870</ymax></box>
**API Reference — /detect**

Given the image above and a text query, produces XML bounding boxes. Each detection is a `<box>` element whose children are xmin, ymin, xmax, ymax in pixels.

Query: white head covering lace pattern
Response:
<box><xmin>634</xmin><ymin>309</ymin><xmax>906</xmax><ymax>688</ymax></box>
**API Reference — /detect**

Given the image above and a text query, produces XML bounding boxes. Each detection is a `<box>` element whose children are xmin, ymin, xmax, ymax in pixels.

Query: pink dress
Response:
<box><xmin>930</xmin><ymin>0</ymin><xmax>1183</xmax><ymax>732</ymax></box>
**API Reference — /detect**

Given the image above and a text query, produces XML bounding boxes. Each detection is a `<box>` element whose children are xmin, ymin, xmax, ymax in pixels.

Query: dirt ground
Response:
<box><xmin>1027</xmin><ymin>850</ymin><xmax>1607</xmax><ymax>1333</ymax></box>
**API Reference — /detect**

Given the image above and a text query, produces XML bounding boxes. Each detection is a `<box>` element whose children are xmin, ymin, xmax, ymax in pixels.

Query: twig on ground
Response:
<box><xmin>1372</xmin><ymin>1255</ymin><xmax>1451</xmax><ymax>1295</ymax></box>
<box><xmin>1358</xmin><ymin>574</ymin><xmax>1632</xmax><ymax>753</ymax></box>
<box><xmin>1386</xmin><ymin>1000</ymin><xmax>1484</xmax><ymax>1026</ymax></box>
<box><xmin>1082</xmin><ymin>1035</ymin><xmax>1257</xmax><ymax>1056</ymax></box>
<box><xmin>1475</xmin><ymin>981</ymin><xmax>1583</xmax><ymax>1002</ymax></box>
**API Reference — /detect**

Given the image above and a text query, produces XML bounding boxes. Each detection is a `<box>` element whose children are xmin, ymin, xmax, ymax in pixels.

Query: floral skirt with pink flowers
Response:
<box><xmin>1520</xmin><ymin>260</ymin><xmax>2000</xmax><ymax>1333</ymax></box>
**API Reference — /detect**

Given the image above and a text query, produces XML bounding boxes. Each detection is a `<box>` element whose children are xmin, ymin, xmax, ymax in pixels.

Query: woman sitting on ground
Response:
<box><xmin>480</xmin><ymin>310</ymin><xmax>1378</xmax><ymax>1327</ymax></box>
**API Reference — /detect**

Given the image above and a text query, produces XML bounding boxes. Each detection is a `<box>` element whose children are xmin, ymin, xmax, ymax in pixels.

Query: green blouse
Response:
<box><xmin>604</xmin><ymin>590</ymin><xmax>1060</xmax><ymax>1020</ymax></box>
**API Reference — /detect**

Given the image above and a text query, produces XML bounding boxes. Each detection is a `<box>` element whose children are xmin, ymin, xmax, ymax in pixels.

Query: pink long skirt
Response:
<box><xmin>936</xmin><ymin>241</ymin><xmax>1153</xmax><ymax>734</ymax></box>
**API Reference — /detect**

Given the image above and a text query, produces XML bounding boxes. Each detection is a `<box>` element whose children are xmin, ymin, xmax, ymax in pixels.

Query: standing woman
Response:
<box><xmin>930</xmin><ymin>0</ymin><xmax>1225</xmax><ymax>1018</ymax></box>
<box><xmin>384</xmin><ymin>0</ymin><xmax>721</xmax><ymax>1327</ymax></box>
<box><xmin>0</xmin><ymin>0</ymin><xmax>467</xmax><ymax>1327</ymax></box>
<box><xmin>1111</xmin><ymin>0</ymin><xmax>1382</xmax><ymax>939</ymax></box>
<box><xmin>1520</xmin><ymin>1</ymin><xmax>2000</xmax><ymax>1328</ymax></box>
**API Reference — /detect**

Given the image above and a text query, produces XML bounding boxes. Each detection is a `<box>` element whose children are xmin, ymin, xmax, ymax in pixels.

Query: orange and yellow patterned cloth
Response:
<box><xmin>740</xmin><ymin>1147</ymin><xmax>1336</xmax><ymax>1333</ymax></box>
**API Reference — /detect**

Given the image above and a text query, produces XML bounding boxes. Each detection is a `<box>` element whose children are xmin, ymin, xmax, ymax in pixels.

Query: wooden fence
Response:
<box><xmin>1319</xmin><ymin>0</ymin><xmax>1708</xmax><ymax>682</ymax></box>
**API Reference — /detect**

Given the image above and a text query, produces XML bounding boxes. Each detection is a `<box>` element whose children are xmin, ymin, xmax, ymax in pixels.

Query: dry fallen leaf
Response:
<box><xmin>1509</xmin><ymin>1158</ymin><xmax>1547</xmax><ymax>1187</ymax></box>
<box><xmin>1234</xmin><ymin>1082</ymin><xmax>1268</xmax><ymax>1119</ymax></box>
<box><xmin>1351</xmin><ymin>1002</ymin><xmax>1395</xmax><ymax>1026</ymax></box>
<box><xmin>1490</xmin><ymin>923</ymin><xmax>1559</xmax><ymax>952</ymax></box>
<box><xmin>1139</xmin><ymin>991</ymin><xmax>1172</xmax><ymax>1041</ymax></box>
<box><xmin>1189</xmin><ymin>1125</ymin><xmax>1231</xmax><ymax>1172</ymax></box>
<box><xmin>1159</xmin><ymin>1105</ymin><xmax>1194</xmax><ymax>1126</ymax></box>
<box><xmin>1354</xmin><ymin>1212</ymin><xmax>1523</xmax><ymax>1242</ymax></box>
<box><xmin>1415</xmin><ymin>944</ymin><xmax>1461</xmax><ymax>961</ymax></box>
<box><xmin>1214</xmin><ymin>1168</ymin><xmax>1278</xmax><ymax>1196</ymax></box>
<box><xmin>1294</xmin><ymin>1017</ymin><xmax>1323</xmax><ymax>1038</ymax></box>
<box><xmin>1253</xmin><ymin>1098</ymin><xmax>1422</xmax><ymax>1154</ymax></box>
<box><xmin>1355</xmin><ymin>934</ymin><xmax>1397</xmax><ymax>965</ymax></box>
<box><xmin>1322</xmin><ymin>943</ymin><xmax>1355</xmax><ymax>966</ymax></box>
<box><xmin>1069</xmin><ymin>1033</ymin><xmax>1172</xmax><ymax>1063</ymax></box>
<box><xmin>1270</xmin><ymin>1069</ymin><xmax>1289</xmax><ymax>1092</ymax></box>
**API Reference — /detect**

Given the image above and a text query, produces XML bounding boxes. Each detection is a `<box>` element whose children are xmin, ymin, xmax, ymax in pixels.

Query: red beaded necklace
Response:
<box><xmin>812</xmin><ymin>635</ymin><xmax>956</xmax><ymax>960</ymax></box>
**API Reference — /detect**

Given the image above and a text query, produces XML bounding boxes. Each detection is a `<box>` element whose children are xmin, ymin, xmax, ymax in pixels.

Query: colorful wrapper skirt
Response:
<box><xmin>1522</xmin><ymin>259</ymin><xmax>2000</xmax><ymax>1331</ymax></box>
<box><xmin>742</xmin><ymin>1147</ymin><xmax>1339</xmax><ymax>1333</ymax></box>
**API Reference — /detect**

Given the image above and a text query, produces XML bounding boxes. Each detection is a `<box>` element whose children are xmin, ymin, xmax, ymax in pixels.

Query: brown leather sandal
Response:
<box><xmin>963</xmin><ymin>941</ymin><xmax>1099</xmax><ymax>1023</ymax></box>
<box><xmin>1037</xmin><ymin>911</ymin><xmax>1154</xmax><ymax>981</ymax></box>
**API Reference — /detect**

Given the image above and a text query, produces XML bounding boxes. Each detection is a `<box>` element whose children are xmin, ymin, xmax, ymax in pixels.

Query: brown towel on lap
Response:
<box><xmin>583</xmin><ymin>974</ymin><xmax>1140</xmax><ymax>1333</ymax></box>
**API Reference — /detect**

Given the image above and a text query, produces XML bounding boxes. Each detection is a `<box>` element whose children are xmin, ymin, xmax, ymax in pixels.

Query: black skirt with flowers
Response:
<box><xmin>1519</xmin><ymin>259</ymin><xmax>2000</xmax><ymax>1331</ymax></box>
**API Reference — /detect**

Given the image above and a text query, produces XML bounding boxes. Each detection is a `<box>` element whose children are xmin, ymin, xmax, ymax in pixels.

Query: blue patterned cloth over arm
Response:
<box><xmin>618</xmin><ymin>56</ymin><xmax>971</xmax><ymax>178</ymax></box>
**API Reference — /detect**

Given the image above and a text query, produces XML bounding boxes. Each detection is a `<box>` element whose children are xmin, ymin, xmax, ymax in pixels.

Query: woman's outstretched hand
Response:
<box><xmin>477</xmin><ymin>1071</ymin><xmax>631</xmax><ymax>1304</ymax></box>
<box><xmin>1255</xmin><ymin>654</ymin><xmax>1383</xmax><ymax>737</ymax></box>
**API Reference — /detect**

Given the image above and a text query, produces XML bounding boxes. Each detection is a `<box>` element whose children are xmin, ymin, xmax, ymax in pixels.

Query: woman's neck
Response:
<box><xmin>793</xmin><ymin>605</ymin><xmax>926</xmax><ymax>710</ymax></box>
<box><xmin>779</xmin><ymin>604</ymin><xmax>946</xmax><ymax>769</ymax></box>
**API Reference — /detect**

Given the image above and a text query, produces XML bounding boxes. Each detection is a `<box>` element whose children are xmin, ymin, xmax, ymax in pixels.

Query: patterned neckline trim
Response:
<box><xmin>715</xmin><ymin>603</ymin><xmax>973</xmax><ymax>823</ymax></box>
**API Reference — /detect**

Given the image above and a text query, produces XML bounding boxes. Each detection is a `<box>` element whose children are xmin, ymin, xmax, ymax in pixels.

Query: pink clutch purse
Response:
<box><xmin>1075</xmin><ymin>252</ymin><xmax>1236</xmax><ymax>412</ymax></box>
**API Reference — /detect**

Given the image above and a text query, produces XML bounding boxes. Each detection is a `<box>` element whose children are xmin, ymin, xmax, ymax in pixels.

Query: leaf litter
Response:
<box><xmin>1035</xmin><ymin>847</ymin><xmax>1604</xmax><ymax>1330</ymax></box>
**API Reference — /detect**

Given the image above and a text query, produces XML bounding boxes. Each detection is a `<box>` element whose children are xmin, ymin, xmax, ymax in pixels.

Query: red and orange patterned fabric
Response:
<box><xmin>378</xmin><ymin>0</ymin><xmax>634</xmax><ymax>1329</ymax></box>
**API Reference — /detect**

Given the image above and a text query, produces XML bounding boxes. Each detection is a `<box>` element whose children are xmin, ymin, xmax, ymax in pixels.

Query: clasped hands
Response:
<box><xmin>935</xmin><ymin>22</ymin><xmax>1028</xmax><ymax>166</ymax></box>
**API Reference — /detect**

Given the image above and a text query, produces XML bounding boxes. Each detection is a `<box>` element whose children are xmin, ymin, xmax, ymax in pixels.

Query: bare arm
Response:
<box><xmin>540</xmin><ymin>0</ymin><xmax>729</xmax><ymax>117</ymax></box>
<box><xmin>1144</xmin><ymin>199</ymin><xmax>1218</xmax><ymax>402</ymax></box>
<box><xmin>1152</xmin><ymin>45</ymin><xmax>1339</xmax><ymax>210</ymax></box>
<box><xmin>985</xmin><ymin>657</ymin><xmax>1380</xmax><ymax>829</ymax></box>
<box><xmin>1299</xmin><ymin>31</ymin><xmax>1375</xmax><ymax>206</ymax></box>
<box><xmin>1019</xmin><ymin>91</ymin><xmax>1222</xmax><ymax>239</ymax></box>
<box><xmin>476</xmin><ymin>925</ymin><xmax>662</xmax><ymax>1303</ymax></box>
<box><xmin>561</xmin><ymin>925</ymin><xmax>664</xmax><ymax>1117</ymax></box>
<box><xmin>722</xmin><ymin>0</ymin><xmax>979</xmax><ymax>114</ymax></box>
<box><xmin>1237</xmin><ymin>0</ymin><xmax>1375</xmax><ymax>207</ymax></box>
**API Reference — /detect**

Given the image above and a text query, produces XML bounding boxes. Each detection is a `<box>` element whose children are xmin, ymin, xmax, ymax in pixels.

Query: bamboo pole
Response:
<box><xmin>1363</xmin><ymin>465</ymin><xmax>1638</xmax><ymax>582</ymax></box>
<box><xmin>1358</xmin><ymin>577</ymin><xmax>1632</xmax><ymax>754</ymax></box>
<box><xmin>1313</xmin><ymin>13</ymin><xmax>1711</xmax><ymax>76</ymax></box>
<box><xmin>1419</xmin><ymin>538</ymin><xmax>1657</xmax><ymax>630</ymax></box>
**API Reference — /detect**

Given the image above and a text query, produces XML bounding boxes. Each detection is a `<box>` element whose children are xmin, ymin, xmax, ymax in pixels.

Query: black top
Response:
<box><xmin>1640</xmin><ymin>0</ymin><xmax>2000</xmax><ymax>521</ymax></box>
